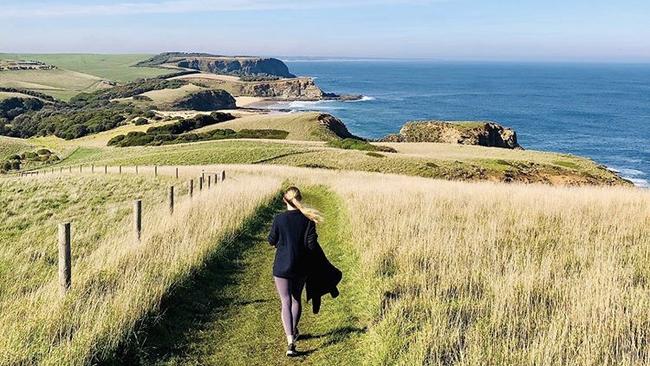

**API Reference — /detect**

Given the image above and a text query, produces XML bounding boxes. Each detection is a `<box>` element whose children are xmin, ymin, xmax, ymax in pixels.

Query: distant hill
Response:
<box><xmin>137</xmin><ymin>52</ymin><xmax>296</xmax><ymax>78</ymax></box>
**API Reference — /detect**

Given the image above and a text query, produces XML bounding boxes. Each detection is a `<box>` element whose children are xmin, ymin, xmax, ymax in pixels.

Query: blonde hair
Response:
<box><xmin>283</xmin><ymin>186</ymin><xmax>323</xmax><ymax>223</ymax></box>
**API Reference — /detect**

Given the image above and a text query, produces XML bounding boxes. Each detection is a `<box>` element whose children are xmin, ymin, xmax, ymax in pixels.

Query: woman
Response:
<box><xmin>268</xmin><ymin>186</ymin><xmax>322</xmax><ymax>357</ymax></box>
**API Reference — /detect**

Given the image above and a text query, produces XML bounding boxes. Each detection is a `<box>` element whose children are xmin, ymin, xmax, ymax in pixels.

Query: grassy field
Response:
<box><xmin>0</xmin><ymin>164</ymin><xmax>647</xmax><ymax>365</ymax></box>
<box><xmin>0</xmin><ymin>69</ymin><xmax>107</xmax><ymax>101</ymax></box>
<box><xmin>0</xmin><ymin>91</ymin><xmax>42</xmax><ymax>101</ymax></box>
<box><xmin>194</xmin><ymin>112</ymin><xmax>345</xmax><ymax>141</ymax></box>
<box><xmin>0</xmin><ymin>135</ymin><xmax>36</xmax><ymax>160</ymax></box>
<box><xmin>226</xmin><ymin>165</ymin><xmax>650</xmax><ymax>365</ymax></box>
<box><xmin>0</xmin><ymin>170</ymin><xmax>281</xmax><ymax>365</ymax></box>
<box><xmin>0</xmin><ymin>54</ymin><xmax>168</xmax><ymax>82</ymax></box>
<box><xmin>45</xmin><ymin>134</ymin><xmax>626</xmax><ymax>186</ymax></box>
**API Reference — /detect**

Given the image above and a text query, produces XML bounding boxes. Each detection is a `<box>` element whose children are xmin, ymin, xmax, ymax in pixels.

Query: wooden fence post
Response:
<box><xmin>175</xmin><ymin>167</ymin><xmax>179</xmax><ymax>179</ymax></box>
<box><xmin>168</xmin><ymin>186</ymin><xmax>174</xmax><ymax>214</ymax></box>
<box><xmin>133</xmin><ymin>200</ymin><xmax>142</xmax><ymax>242</ymax></box>
<box><xmin>58</xmin><ymin>222</ymin><xmax>71</xmax><ymax>296</ymax></box>
<box><xmin>91</xmin><ymin>164</ymin><xmax>94</xmax><ymax>173</ymax></box>
<box><xmin>60</xmin><ymin>167</ymin><xmax>63</xmax><ymax>173</ymax></box>
<box><xmin>104</xmin><ymin>165</ymin><xmax>108</xmax><ymax>174</ymax></box>
<box><xmin>69</xmin><ymin>166</ymin><xmax>72</xmax><ymax>173</ymax></box>
<box><xmin>213</xmin><ymin>173</ymin><xmax>218</xmax><ymax>184</ymax></box>
<box><xmin>136</xmin><ymin>165</ymin><xmax>139</xmax><ymax>174</ymax></box>
<box><xmin>155</xmin><ymin>165</ymin><xmax>158</xmax><ymax>177</ymax></box>
<box><xmin>189</xmin><ymin>179</ymin><xmax>194</xmax><ymax>198</ymax></box>
<box><xmin>79</xmin><ymin>165</ymin><xmax>82</xmax><ymax>173</ymax></box>
<box><xmin>221</xmin><ymin>170</ymin><xmax>226</xmax><ymax>181</ymax></box>
<box><xmin>208</xmin><ymin>175</ymin><xmax>211</xmax><ymax>189</ymax></box>
<box><xmin>199</xmin><ymin>176</ymin><xmax>203</xmax><ymax>191</ymax></box>
<box><xmin>119</xmin><ymin>165</ymin><xmax>122</xmax><ymax>174</ymax></box>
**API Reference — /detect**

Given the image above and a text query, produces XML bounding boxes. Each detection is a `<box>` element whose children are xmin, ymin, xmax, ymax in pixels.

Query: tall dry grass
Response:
<box><xmin>329</xmin><ymin>175</ymin><xmax>650</xmax><ymax>365</ymax></box>
<box><xmin>226</xmin><ymin>165</ymin><xmax>650</xmax><ymax>365</ymax></box>
<box><xmin>0</xmin><ymin>170</ymin><xmax>281</xmax><ymax>365</ymax></box>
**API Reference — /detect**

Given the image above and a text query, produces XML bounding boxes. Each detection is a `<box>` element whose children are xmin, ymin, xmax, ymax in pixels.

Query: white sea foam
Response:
<box><xmin>617</xmin><ymin>168</ymin><xmax>646</xmax><ymax>177</ymax></box>
<box><xmin>627</xmin><ymin>178</ymin><xmax>650</xmax><ymax>188</ymax></box>
<box><xmin>351</xmin><ymin>95</ymin><xmax>376</xmax><ymax>102</ymax></box>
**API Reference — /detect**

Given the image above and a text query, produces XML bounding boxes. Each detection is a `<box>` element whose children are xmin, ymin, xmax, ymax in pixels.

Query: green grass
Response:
<box><xmin>0</xmin><ymin>69</ymin><xmax>105</xmax><ymax>101</ymax></box>
<box><xmin>0</xmin><ymin>135</ymin><xmax>36</xmax><ymax>161</ymax></box>
<box><xmin>0</xmin><ymin>91</ymin><xmax>39</xmax><ymax>101</ymax></box>
<box><xmin>195</xmin><ymin>112</ymin><xmax>343</xmax><ymax>141</ymax></box>
<box><xmin>104</xmin><ymin>186</ymin><xmax>369</xmax><ymax>365</ymax></box>
<box><xmin>0</xmin><ymin>175</ymin><xmax>178</xmax><ymax>305</ymax></box>
<box><xmin>0</xmin><ymin>54</ymin><xmax>168</xmax><ymax>83</ymax></box>
<box><xmin>47</xmin><ymin>136</ymin><xmax>628</xmax><ymax>186</ymax></box>
<box><xmin>326</xmin><ymin>138</ymin><xmax>396</xmax><ymax>153</ymax></box>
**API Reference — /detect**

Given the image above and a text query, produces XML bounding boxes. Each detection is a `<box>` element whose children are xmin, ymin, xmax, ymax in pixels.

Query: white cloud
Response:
<box><xmin>0</xmin><ymin>0</ymin><xmax>443</xmax><ymax>18</ymax></box>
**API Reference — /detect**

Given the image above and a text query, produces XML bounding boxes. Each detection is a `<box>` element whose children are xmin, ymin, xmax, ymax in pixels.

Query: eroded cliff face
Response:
<box><xmin>177</xmin><ymin>57</ymin><xmax>295</xmax><ymax>78</ymax></box>
<box><xmin>238</xmin><ymin>78</ymin><xmax>325</xmax><ymax>99</ymax></box>
<box><xmin>382</xmin><ymin>121</ymin><xmax>521</xmax><ymax>149</ymax></box>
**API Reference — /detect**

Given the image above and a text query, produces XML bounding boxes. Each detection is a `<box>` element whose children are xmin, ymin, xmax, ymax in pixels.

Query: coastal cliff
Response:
<box><xmin>382</xmin><ymin>120</ymin><xmax>520</xmax><ymax>149</ymax></box>
<box><xmin>137</xmin><ymin>52</ymin><xmax>295</xmax><ymax>78</ymax></box>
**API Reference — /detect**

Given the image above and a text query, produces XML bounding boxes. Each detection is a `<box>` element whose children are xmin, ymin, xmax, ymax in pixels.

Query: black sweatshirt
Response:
<box><xmin>268</xmin><ymin>210</ymin><xmax>317</xmax><ymax>279</ymax></box>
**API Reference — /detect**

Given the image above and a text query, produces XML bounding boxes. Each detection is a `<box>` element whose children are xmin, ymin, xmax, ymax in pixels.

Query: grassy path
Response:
<box><xmin>107</xmin><ymin>186</ymin><xmax>367</xmax><ymax>365</ymax></box>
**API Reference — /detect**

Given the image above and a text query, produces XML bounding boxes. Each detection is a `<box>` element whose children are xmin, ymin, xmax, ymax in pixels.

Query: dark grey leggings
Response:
<box><xmin>274</xmin><ymin>276</ymin><xmax>306</xmax><ymax>339</ymax></box>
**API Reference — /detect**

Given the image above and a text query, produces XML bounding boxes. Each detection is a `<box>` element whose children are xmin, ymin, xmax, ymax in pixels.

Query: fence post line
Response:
<box><xmin>168</xmin><ymin>186</ymin><xmax>174</xmax><ymax>214</ymax></box>
<box><xmin>58</xmin><ymin>222</ymin><xmax>71</xmax><ymax>296</ymax></box>
<box><xmin>155</xmin><ymin>165</ymin><xmax>158</xmax><ymax>177</ymax></box>
<box><xmin>133</xmin><ymin>200</ymin><xmax>142</xmax><ymax>243</ymax></box>
<box><xmin>175</xmin><ymin>167</ymin><xmax>179</xmax><ymax>179</ymax></box>
<box><xmin>189</xmin><ymin>179</ymin><xmax>194</xmax><ymax>198</ymax></box>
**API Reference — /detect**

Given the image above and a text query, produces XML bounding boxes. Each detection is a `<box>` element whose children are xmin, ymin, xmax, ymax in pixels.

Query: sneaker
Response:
<box><xmin>286</xmin><ymin>343</ymin><xmax>298</xmax><ymax>357</ymax></box>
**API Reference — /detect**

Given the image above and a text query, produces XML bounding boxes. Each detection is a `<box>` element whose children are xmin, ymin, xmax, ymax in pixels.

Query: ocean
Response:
<box><xmin>271</xmin><ymin>61</ymin><xmax>650</xmax><ymax>187</ymax></box>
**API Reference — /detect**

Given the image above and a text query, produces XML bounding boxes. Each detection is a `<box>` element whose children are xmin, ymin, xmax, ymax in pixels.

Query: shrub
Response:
<box><xmin>236</xmin><ymin>129</ymin><xmax>289</xmax><ymax>139</ymax></box>
<box><xmin>11</xmin><ymin>160</ymin><xmax>20</xmax><ymax>170</ymax></box>
<box><xmin>134</xmin><ymin>118</ymin><xmax>149</xmax><ymax>126</ymax></box>
<box><xmin>327</xmin><ymin>138</ymin><xmax>398</xmax><ymax>153</ymax></box>
<box><xmin>144</xmin><ymin>110</ymin><xmax>156</xmax><ymax>118</ymax></box>
<box><xmin>133</xmin><ymin>95</ymin><xmax>153</xmax><ymax>102</ymax></box>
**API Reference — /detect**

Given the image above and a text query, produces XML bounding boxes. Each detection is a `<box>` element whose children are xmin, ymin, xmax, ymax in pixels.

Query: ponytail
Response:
<box><xmin>283</xmin><ymin>186</ymin><xmax>323</xmax><ymax>223</ymax></box>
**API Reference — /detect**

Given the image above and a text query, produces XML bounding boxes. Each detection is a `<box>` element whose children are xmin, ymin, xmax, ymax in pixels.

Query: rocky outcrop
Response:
<box><xmin>317</xmin><ymin>113</ymin><xmax>358</xmax><ymax>139</ymax></box>
<box><xmin>381</xmin><ymin>120</ymin><xmax>521</xmax><ymax>149</ymax></box>
<box><xmin>137</xmin><ymin>52</ymin><xmax>295</xmax><ymax>78</ymax></box>
<box><xmin>170</xmin><ymin>90</ymin><xmax>236</xmax><ymax>111</ymax></box>
<box><xmin>238</xmin><ymin>77</ymin><xmax>324</xmax><ymax>99</ymax></box>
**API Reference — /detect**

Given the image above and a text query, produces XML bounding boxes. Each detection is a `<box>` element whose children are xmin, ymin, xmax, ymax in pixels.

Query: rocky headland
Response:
<box><xmin>381</xmin><ymin>120</ymin><xmax>521</xmax><ymax>149</ymax></box>
<box><xmin>137</xmin><ymin>52</ymin><xmax>295</xmax><ymax>78</ymax></box>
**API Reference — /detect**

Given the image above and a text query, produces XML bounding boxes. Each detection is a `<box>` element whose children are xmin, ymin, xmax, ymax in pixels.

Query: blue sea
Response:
<box><xmin>272</xmin><ymin>61</ymin><xmax>650</xmax><ymax>187</ymax></box>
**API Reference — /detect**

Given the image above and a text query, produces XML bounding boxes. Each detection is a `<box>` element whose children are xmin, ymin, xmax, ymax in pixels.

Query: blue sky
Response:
<box><xmin>2</xmin><ymin>0</ymin><xmax>649</xmax><ymax>62</ymax></box>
